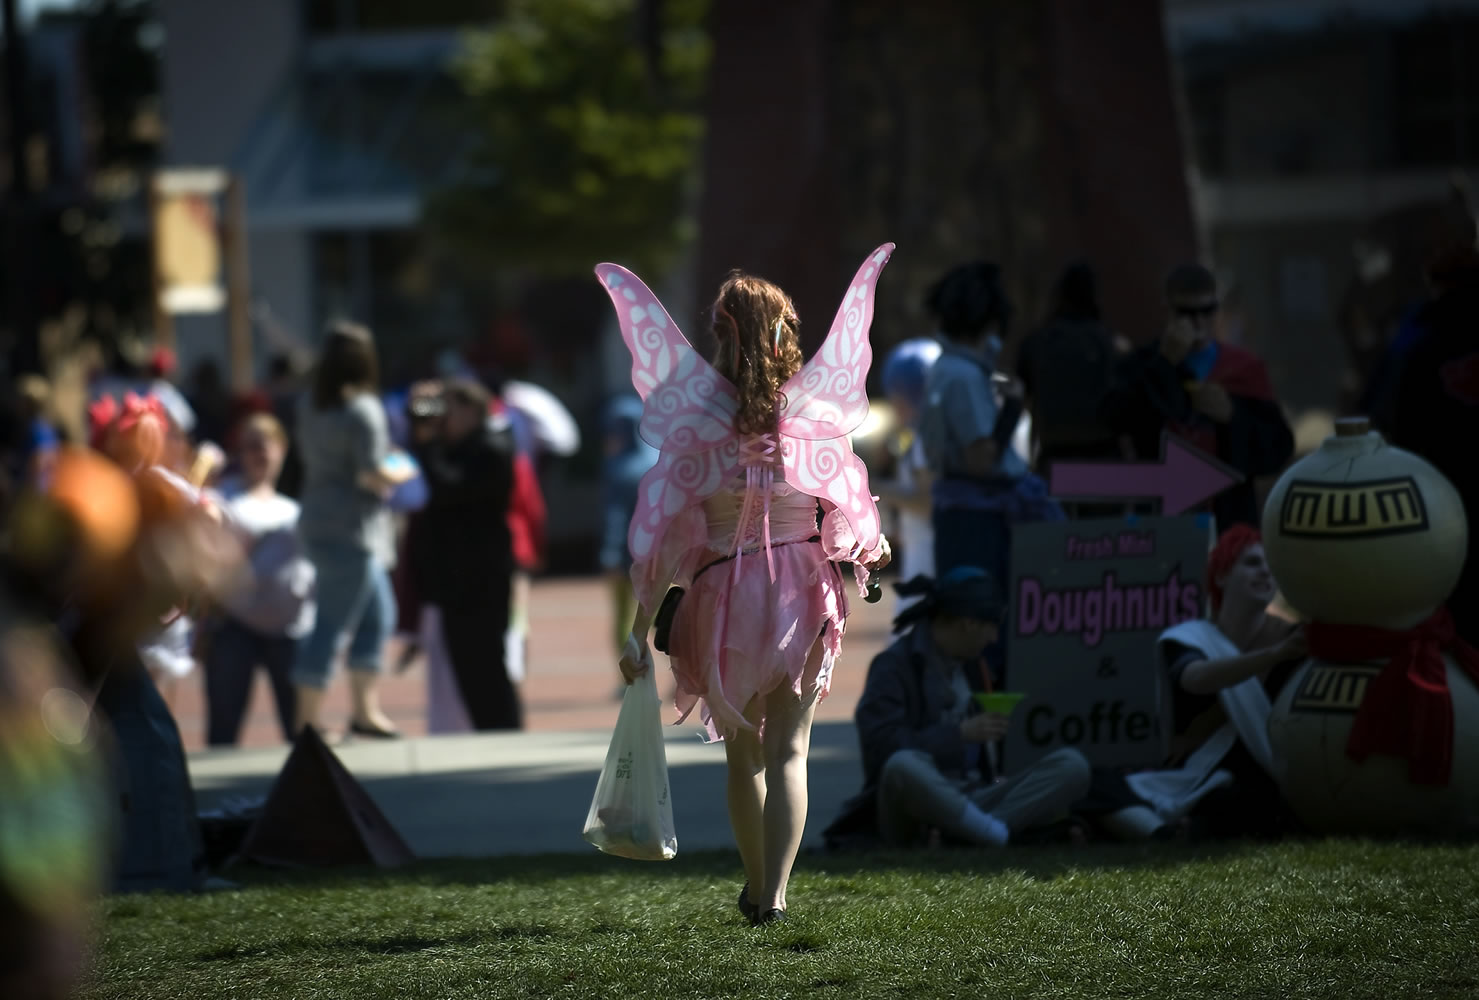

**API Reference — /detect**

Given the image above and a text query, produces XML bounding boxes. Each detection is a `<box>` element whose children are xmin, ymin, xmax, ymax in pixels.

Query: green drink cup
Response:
<box><xmin>972</xmin><ymin>692</ymin><xmax>1027</xmax><ymax>715</ymax></box>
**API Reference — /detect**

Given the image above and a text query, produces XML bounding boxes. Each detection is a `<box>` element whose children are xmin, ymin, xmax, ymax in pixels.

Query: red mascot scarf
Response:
<box><xmin>1306</xmin><ymin>608</ymin><xmax>1479</xmax><ymax>786</ymax></box>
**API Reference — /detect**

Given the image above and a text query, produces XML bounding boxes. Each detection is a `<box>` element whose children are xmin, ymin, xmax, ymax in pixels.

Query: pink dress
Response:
<box><xmin>603</xmin><ymin>245</ymin><xmax>896</xmax><ymax>743</ymax></box>
<box><xmin>652</xmin><ymin>433</ymin><xmax>870</xmax><ymax>742</ymax></box>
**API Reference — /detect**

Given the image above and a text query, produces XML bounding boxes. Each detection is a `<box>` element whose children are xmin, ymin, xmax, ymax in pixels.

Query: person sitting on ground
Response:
<box><xmin>1075</xmin><ymin>525</ymin><xmax>1305</xmax><ymax>841</ymax></box>
<box><xmin>823</xmin><ymin>568</ymin><xmax>1091</xmax><ymax>850</ymax></box>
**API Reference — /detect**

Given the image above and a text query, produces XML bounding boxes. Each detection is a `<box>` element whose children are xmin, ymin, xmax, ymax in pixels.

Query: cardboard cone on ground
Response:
<box><xmin>239</xmin><ymin>726</ymin><xmax>415</xmax><ymax>868</ymax></box>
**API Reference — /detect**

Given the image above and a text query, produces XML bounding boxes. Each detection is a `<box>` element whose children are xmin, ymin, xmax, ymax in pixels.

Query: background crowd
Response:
<box><xmin>2</xmin><ymin>212</ymin><xmax>1476</xmax><ymax>747</ymax></box>
<box><xmin>6</xmin><ymin>2</ymin><xmax>1479</xmax><ymax>996</ymax></box>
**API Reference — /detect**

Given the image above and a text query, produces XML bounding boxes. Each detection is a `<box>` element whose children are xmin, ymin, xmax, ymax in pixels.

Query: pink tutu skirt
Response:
<box><xmin>667</xmin><ymin>540</ymin><xmax>849</xmax><ymax>742</ymax></box>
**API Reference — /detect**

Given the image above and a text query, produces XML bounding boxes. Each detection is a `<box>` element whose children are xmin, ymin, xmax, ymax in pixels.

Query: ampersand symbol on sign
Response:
<box><xmin>1097</xmin><ymin>656</ymin><xmax>1118</xmax><ymax>679</ymax></box>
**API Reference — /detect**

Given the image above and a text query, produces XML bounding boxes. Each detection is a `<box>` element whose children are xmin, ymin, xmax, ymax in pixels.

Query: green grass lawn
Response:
<box><xmin>82</xmin><ymin>840</ymin><xmax>1479</xmax><ymax>1000</ymax></box>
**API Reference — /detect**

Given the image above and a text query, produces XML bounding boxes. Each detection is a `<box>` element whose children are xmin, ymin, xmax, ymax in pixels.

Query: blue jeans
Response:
<box><xmin>292</xmin><ymin>542</ymin><xmax>395</xmax><ymax>690</ymax></box>
<box><xmin>932</xmin><ymin>506</ymin><xmax>1011</xmax><ymax>684</ymax></box>
<box><xmin>204</xmin><ymin>618</ymin><xmax>297</xmax><ymax>745</ymax></box>
<box><xmin>94</xmin><ymin>661</ymin><xmax>204</xmax><ymax>892</ymax></box>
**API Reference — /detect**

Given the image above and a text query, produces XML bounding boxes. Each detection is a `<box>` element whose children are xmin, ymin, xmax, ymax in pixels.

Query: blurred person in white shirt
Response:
<box><xmin>201</xmin><ymin>413</ymin><xmax>316</xmax><ymax>745</ymax></box>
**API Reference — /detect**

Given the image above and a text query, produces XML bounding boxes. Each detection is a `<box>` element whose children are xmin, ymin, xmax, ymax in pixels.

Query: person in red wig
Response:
<box><xmin>1076</xmin><ymin>525</ymin><xmax>1306</xmax><ymax>841</ymax></box>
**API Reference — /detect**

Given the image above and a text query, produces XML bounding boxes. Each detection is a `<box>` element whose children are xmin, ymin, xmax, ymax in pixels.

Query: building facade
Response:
<box><xmin>160</xmin><ymin>0</ymin><xmax>496</xmax><ymax>380</ymax></box>
<box><xmin>1166</xmin><ymin>0</ymin><xmax>1479</xmax><ymax>414</ymax></box>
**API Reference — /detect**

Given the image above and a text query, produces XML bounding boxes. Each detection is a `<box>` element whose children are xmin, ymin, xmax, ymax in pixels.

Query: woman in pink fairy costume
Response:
<box><xmin>605</xmin><ymin>245</ymin><xmax>895</xmax><ymax>925</ymax></box>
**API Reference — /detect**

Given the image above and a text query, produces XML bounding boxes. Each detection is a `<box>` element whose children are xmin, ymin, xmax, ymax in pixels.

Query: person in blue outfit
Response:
<box><xmin>918</xmin><ymin>263</ymin><xmax>1062</xmax><ymax>680</ymax></box>
<box><xmin>381</xmin><ymin>384</ymin><xmax>430</xmax><ymax>514</ymax></box>
<box><xmin>601</xmin><ymin>394</ymin><xmax>660</xmax><ymax>658</ymax></box>
<box><xmin>920</xmin><ymin>262</ymin><xmax>1027</xmax><ymax>583</ymax></box>
<box><xmin>877</xmin><ymin>339</ymin><xmax>941</xmax><ymax>616</ymax></box>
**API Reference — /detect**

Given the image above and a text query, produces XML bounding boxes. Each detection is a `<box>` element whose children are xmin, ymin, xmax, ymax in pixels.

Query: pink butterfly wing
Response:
<box><xmin>778</xmin><ymin>243</ymin><xmax>895</xmax><ymax>440</ymax></box>
<box><xmin>627</xmin><ymin>441</ymin><xmax>740</xmax><ymax>563</ymax></box>
<box><xmin>597</xmin><ymin>262</ymin><xmax>741</xmax><ymax>562</ymax></box>
<box><xmin>782</xmin><ymin>437</ymin><xmax>882</xmax><ymax>555</ymax></box>
<box><xmin>595</xmin><ymin>263</ymin><xmax>737</xmax><ymax>455</ymax></box>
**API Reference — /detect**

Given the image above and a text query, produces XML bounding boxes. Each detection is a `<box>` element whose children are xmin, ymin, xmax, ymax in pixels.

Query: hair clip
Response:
<box><xmin>773</xmin><ymin>316</ymin><xmax>784</xmax><ymax>356</ymax></box>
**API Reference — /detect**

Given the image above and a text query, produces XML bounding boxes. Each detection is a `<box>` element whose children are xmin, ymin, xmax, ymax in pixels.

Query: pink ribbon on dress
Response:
<box><xmin>732</xmin><ymin>432</ymin><xmax>780</xmax><ymax>585</ymax></box>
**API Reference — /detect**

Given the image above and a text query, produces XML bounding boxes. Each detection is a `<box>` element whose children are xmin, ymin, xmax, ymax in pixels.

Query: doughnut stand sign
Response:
<box><xmin>1002</xmin><ymin>433</ymin><xmax>1241</xmax><ymax>770</ymax></box>
<box><xmin>1003</xmin><ymin>513</ymin><xmax>1216</xmax><ymax>770</ymax></box>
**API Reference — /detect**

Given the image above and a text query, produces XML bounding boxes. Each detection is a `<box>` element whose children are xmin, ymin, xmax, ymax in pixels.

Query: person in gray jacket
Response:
<box><xmin>823</xmin><ymin>568</ymin><xmax>1090</xmax><ymax>849</ymax></box>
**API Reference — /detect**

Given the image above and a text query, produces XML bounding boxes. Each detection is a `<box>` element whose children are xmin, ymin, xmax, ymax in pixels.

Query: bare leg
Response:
<box><xmin>756</xmin><ymin>640</ymin><xmax>824</xmax><ymax>914</ymax></box>
<box><xmin>349</xmin><ymin>668</ymin><xmax>395</xmax><ymax>732</ymax></box>
<box><xmin>292</xmin><ymin>683</ymin><xmax>324</xmax><ymax>737</ymax></box>
<box><xmin>724</xmin><ymin>694</ymin><xmax>767</xmax><ymax>907</ymax></box>
<box><xmin>347</xmin><ymin>564</ymin><xmax>396</xmax><ymax>732</ymax></box>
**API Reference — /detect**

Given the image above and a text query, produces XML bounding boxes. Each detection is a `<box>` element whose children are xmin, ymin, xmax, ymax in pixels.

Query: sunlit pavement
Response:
<box><xmin>182</xmin><ymin>577</ymin><xmax>899</xmax><ymax>856</ymax></box>
<box><xmin>171</xmin><ymin>576</ymin><xmax>895</xmax><ymax>750</ymax></box>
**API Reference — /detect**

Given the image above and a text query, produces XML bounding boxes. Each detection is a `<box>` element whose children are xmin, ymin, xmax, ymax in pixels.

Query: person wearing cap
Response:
<box><xmin>823</xmin><ymin>567</ymin><xmax>1091</xmax><ymax>850</ymax></box>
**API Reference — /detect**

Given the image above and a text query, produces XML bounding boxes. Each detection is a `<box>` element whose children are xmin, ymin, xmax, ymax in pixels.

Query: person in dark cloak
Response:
<box><xmin>1389</xmin><ymin>244</ymin><xmax>1479</xmax><ymax>647</ymax></box>
<box><xmin>1101</xmin><ymin>264</ymin><xmax>1294</xmax><ymax>528</ymax></box>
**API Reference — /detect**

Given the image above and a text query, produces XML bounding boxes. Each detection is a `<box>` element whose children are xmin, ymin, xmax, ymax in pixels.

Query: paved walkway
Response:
<box><xmin>191</xmin><ymin>720</ymin><xmax>869</xmax><ymax>858</ymax></box>
<box><xmin>186</xmin><ymin>577</ymin><xmax>900</xmax><ymax>857</ymax></box>
<box><xmin>170</xmin><ymin>578</ymin><xmax>896</xmax><ymax>749</ymax></box>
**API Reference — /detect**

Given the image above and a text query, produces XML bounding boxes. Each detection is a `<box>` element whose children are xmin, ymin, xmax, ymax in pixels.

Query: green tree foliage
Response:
<box><xmin>426</xmin><ymin>0</ymin><xmax>710</xmax><ymax>280</ymax></box>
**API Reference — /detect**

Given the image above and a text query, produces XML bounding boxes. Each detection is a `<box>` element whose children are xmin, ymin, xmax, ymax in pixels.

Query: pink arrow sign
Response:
<box><xmin>1048</xmin><ymin>433</ymin><xmax>1243</xmax><ymax>514</ymax></box>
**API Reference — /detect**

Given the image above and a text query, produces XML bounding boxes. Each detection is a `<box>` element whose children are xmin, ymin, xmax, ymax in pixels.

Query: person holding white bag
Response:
<box><xmin>598</xmin><ymin>249</ymin><xmax>895</xmax><ymax>925</ymax></box>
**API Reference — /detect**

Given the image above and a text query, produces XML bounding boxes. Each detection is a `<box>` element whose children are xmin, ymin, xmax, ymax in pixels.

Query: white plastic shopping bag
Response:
<box><xmin>582</xmin><ymin>664</ymin><xmax>678</xmax><ymax>860</ymax></box>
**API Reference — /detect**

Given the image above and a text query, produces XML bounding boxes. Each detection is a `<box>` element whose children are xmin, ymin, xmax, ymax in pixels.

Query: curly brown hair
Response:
<box><xmin>709</xmin><ymin>271</ymin><xmax>803</xmax><ymax>435</ymax></box>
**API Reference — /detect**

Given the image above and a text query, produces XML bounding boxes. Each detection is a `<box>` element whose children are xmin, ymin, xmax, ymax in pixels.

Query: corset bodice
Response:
<box><xmin>699</xmin><ymin>432</ymin><xmax>812</xmax><ymax>581</ymax></box>
<box><xmin>703</xmin><ymin>480</ymin><xmax>818</xmax><ymax>552</ymax></box>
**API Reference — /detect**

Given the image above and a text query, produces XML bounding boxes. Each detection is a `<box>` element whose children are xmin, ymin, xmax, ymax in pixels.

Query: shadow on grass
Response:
<box><xmin>202</xmin><ymin>837</ymin><xmax>1274</xmax><ymax>898</ymax></box>
<box><xmin>806</xmin><ymin>838</ymin><xmax>1266</xmax><ymax>881</ymax></box>
<box><xmin>194</xmin><ymin>923</ymin><xmax>559</xmax><ymax>963</ymax></box>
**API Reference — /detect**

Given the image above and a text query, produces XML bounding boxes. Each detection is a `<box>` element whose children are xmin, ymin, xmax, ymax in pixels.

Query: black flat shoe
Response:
<box><xmin>738</xmin><ymin>883</ymin><xmax>759</xmax><ymax>924</ymax></box>
<box><xmin>349</xmin><ymin>721</ymin><xmax>402</xmax><ymax>739</ymax></box>
<box><xmin>755</xmin><ymin>908</ymin><xmax>786</xmax><ymax>925</ymax></box>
